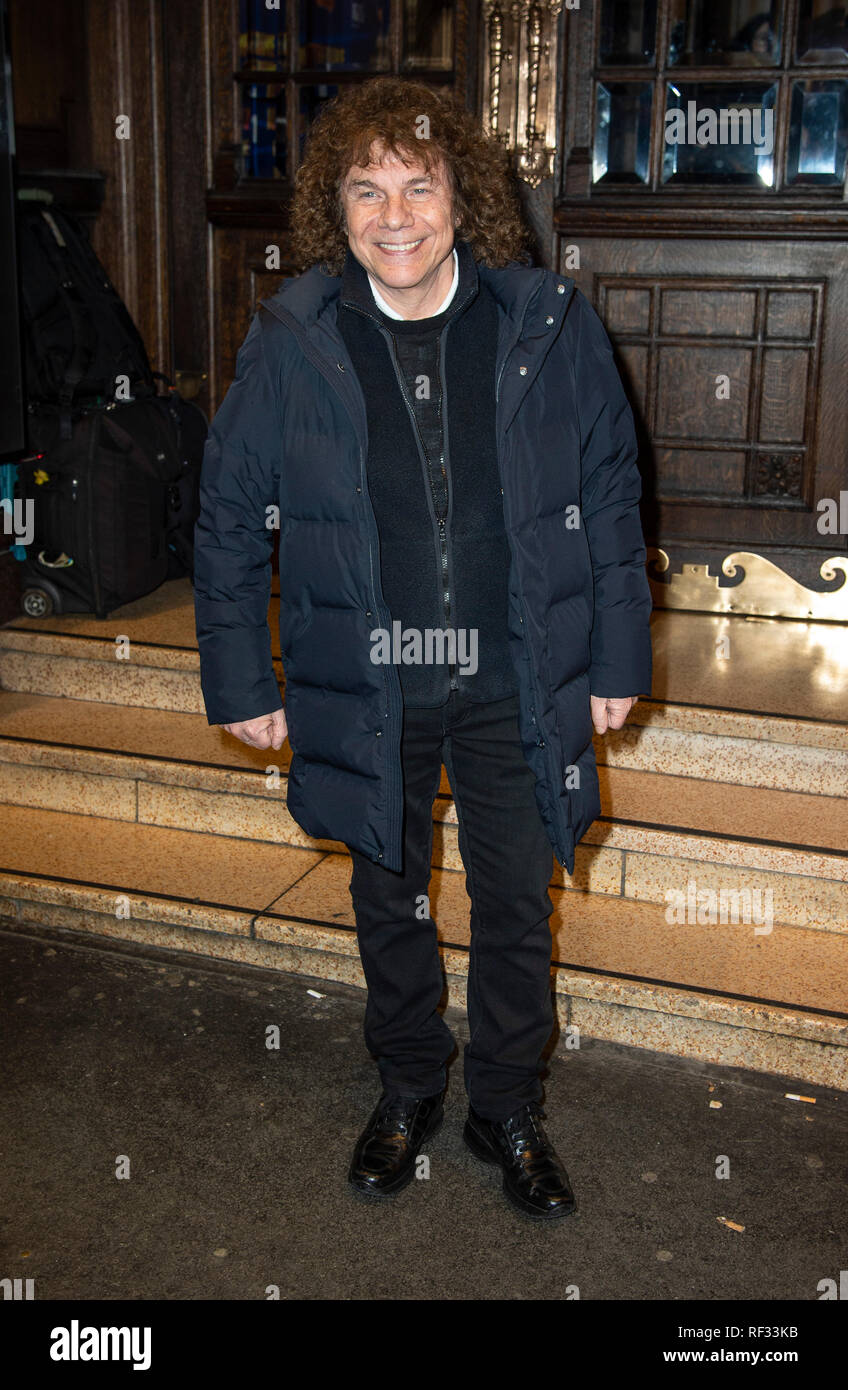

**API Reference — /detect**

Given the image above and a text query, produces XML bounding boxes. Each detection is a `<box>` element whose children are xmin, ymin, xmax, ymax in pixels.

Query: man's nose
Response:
<box><xmin>378</xmin><ymin>194</ymin><xmax>414</xmax><ymax>228</ymax></box>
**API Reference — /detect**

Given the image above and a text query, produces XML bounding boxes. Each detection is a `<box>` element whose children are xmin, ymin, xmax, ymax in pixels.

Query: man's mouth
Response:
<box><xmin>374</xmin><ymin>239</ymin><xmax>424</xmax><ymax>252</ymax></box>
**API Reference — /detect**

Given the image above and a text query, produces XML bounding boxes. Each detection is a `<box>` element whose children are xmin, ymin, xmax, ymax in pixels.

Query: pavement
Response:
<box><xmin>1</xmin><ymin>919</ymin><xmax>846</xmax><ymax>1302</ymax></box>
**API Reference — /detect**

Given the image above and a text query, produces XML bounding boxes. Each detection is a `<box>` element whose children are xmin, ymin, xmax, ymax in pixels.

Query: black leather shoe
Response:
<box><xmin>464</xmin><ymin>1101</ymin><xmax>576</xmax><ymax>1220</ymax></box>
<box><xmin>348</xmin><ymin>1091</ymin><xmax>444</xmax><ymax>1198</ymax></box>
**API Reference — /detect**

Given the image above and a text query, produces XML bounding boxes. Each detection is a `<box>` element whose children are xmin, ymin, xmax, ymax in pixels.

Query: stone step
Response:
<box><xmin>0</xmin><ymin>691</ymin><xmax>845</xmax><ymax>933</ymax></box>
<box><xmin>2</xmin><ymin>615</ymin><xmax>845</xmax><ymax>795</ymax></box>
<box><xmin>1</xmin><ymin>802</ymin><xmax>845</xmax><ymax>1092</ymax></box>
<box><xmin>2</xmin><ymin>583</ymin><xmax>846</xmax><ymax>778</ymax></box>
<box><xmin>6</xmin><ymin>575</ymin><xmax>847</xmax><ymax>719</ymax></box>
<box><xmin>0</xmin><ymin>625</ymin><xmax>212</xmax><ymax>715</ymax></box>
<box><xmin>603</xmin><ymin>702</ymin><xmax>846</xmax><ymax>797</ymax></box>
<box><xmin>0</xmin><ymin>576</ymin><xmax>249</xmax><ymax>715</ymax></box>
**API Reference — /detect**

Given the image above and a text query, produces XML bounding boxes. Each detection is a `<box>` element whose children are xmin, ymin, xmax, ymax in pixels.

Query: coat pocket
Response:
<box><xmin>279</xmin><ymin>604</ymin><xmax>313</xmax><ymax>663</ymax></box>
<box><xmin>545</xmin><ymin>593</ymin><xmax>591</xmax><ymax>696</ymax></box>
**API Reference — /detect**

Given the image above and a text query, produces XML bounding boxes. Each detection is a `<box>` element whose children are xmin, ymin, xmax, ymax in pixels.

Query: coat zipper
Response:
<box><xmin>383</xmin><ymin>330</ymin><xmax>457</xmax><ymax>691</ymax></box>
<box><xmin>436</xmin><ymin>329</ymin><xmax>458</xmax><ymax>690</ymax></box>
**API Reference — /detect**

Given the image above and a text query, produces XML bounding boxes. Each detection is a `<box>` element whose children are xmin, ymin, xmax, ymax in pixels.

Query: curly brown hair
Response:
<box><xmin>290</xmin><ymin>77</ymin><xmax>530</xmax><ymax>274</ymax></box>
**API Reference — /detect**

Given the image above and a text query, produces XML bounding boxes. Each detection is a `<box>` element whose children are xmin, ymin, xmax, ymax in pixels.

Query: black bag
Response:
<box><xmin>13</xmin><ymin>197</ymin><xmax>207</xmax><ymax>616</ymax></box>
<box><xmin>17</xmin><ymin>200</ymin><xmax>156</xmax><ymax>426</ymax></box>
<box><xmin>16</xmin><ymin>391</ymin><xmax>207</xmax><ymax>618</ymax></box>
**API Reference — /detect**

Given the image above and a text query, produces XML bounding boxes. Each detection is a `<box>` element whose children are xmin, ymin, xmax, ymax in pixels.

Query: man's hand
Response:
<box><xmin>590</xmin><ymin>695</ymin><xmax>638</xmax><ymax>736</ymax></box>
<box><xmin>221</xmin><ymin>707</ymin><xmax>288</xmax><ymax>750</ymax></box>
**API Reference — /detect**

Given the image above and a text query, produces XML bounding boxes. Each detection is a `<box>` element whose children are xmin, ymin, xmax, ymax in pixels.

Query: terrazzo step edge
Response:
<box><xmin>1</xmin><ymin>801</ymin><xmax>847</xmax><ymax>1023</ymax></box>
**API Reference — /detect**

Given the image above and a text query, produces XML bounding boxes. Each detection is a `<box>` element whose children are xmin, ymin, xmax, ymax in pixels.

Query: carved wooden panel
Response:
<box><xmin>655</xmin><ymin>344</ymin><xmax>753</xmax><ymax>442</ymax></box>
<box><xmin>766</xmin><ymin>290</ymin><xmax>814</xmax><ymax>340</ymax></box>
<box><xmin>654</xmin><ymin>450</ymin><xmax>747</xmax><ymax>498</ymax></box>
<box><xmin>753</xmin><ymin>452</ymin><xmax>804</xmax><ymax>499</ymax></box>
<box><xmin>596</xmin><ymin>274</ymin><xmax>825</xmax><ymax>508</ymax></box>
<box><xmin>660</xmin><ymin>290</ymin><xmax>757</xmax><ymax>339</ymax></box>
<box><xmin>554</xmin><ymin>231</ymin><xmax>847</xmax><ymax>597</ymax></box>
<box><xmin>759</xmin><ymin>350</ymin><xmax>809</xmax><ymax>444</ymax></box>
<box><xmin>605</xmin><ymin>287</ymin><xmax>651</xmax><ymax>335</ymax></box>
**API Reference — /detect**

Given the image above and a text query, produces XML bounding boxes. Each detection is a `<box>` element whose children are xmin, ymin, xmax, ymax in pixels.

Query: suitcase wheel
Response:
<box><xmin>21</xmin><ymin>587</ymin><xmax>56</xmax><ymax>618</ymax></box>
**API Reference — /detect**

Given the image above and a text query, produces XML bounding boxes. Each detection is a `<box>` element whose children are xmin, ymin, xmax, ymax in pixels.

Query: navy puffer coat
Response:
<box><xmin>193</xmin><ymin>255</ymin><xmax>653</xmax><ymax>875</ymax></box>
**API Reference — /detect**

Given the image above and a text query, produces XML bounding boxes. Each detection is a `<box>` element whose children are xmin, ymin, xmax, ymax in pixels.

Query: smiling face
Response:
<box><xmin>339</xmin><ymin>143</ymin><xmax>458</xmax><ymax>318</ymax></box>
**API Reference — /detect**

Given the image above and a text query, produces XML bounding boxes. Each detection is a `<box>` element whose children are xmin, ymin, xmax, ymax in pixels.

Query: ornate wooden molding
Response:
<box><xmin>482</xmin><ymin>1</ymin><xmax>562</xmax><ymax>188</ymax></box>
<box><xmin>554</xmin><ymin>198</ymin><xmax>848</xmax><ymax>240</ymax></box>
<box><xmin>754</xmin><ymin>454</ymin><xmax>804</xmax><ymax>500</ymax></box>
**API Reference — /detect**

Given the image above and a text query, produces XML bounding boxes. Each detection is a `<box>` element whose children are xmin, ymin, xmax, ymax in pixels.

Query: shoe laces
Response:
<box><xmin>504</xmin><ymin>1101</ymin><xmax>548</xmax><ymax>1147</ymax></box>
<box><xmin>376</xmin><ymin>1094</ymin><xmax>423</xmax><ymax>1129</ymax></box>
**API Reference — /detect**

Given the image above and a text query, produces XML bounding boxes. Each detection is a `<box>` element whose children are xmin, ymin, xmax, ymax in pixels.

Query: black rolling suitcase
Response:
<box><xmin>14</xmin><ymin>198</ymin><xmax>207</xmax><ymax>619</ymax></box>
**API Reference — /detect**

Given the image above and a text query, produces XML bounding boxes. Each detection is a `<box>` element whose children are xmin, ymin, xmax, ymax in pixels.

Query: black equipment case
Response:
<box><xmin>13</xmin><ymin>197</ymin><xmax>207</xmax><ymax>619</ymax></box>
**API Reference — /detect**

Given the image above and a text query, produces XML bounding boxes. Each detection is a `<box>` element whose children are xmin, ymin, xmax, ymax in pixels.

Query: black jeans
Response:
<box><xmin>347</xmin><ymin>688</ymin><xmax>555</xmax><ymax>1122</ymax></box>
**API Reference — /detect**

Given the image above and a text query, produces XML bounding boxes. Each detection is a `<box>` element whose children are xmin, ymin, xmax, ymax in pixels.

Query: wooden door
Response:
<box><xmin>481</xmin><ymin>0</ymin><xmax>848</xmax><ymax>618</ymax></box>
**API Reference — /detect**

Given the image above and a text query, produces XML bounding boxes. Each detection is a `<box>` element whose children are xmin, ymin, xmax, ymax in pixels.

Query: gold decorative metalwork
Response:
<box><xmin>487</xmin><ymin>3</ymin><xmax>511</xmax><ymax>142</ymax></box>
<box><xmin>648</xmin><ymin>550</ymin><xmax>848</xmax><ymax>622</ymax></box>
<box><xmin>482</xmin><ymin>0</ymin><xmax>563</xmax><ymax>187</ymax></box>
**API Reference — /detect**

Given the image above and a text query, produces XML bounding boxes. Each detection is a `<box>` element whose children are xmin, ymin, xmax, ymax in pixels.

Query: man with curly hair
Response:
<box><xmin>194</xmin><ymin>78</ymin><xmax>652</xmax><ymax>1221</ymax></box>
